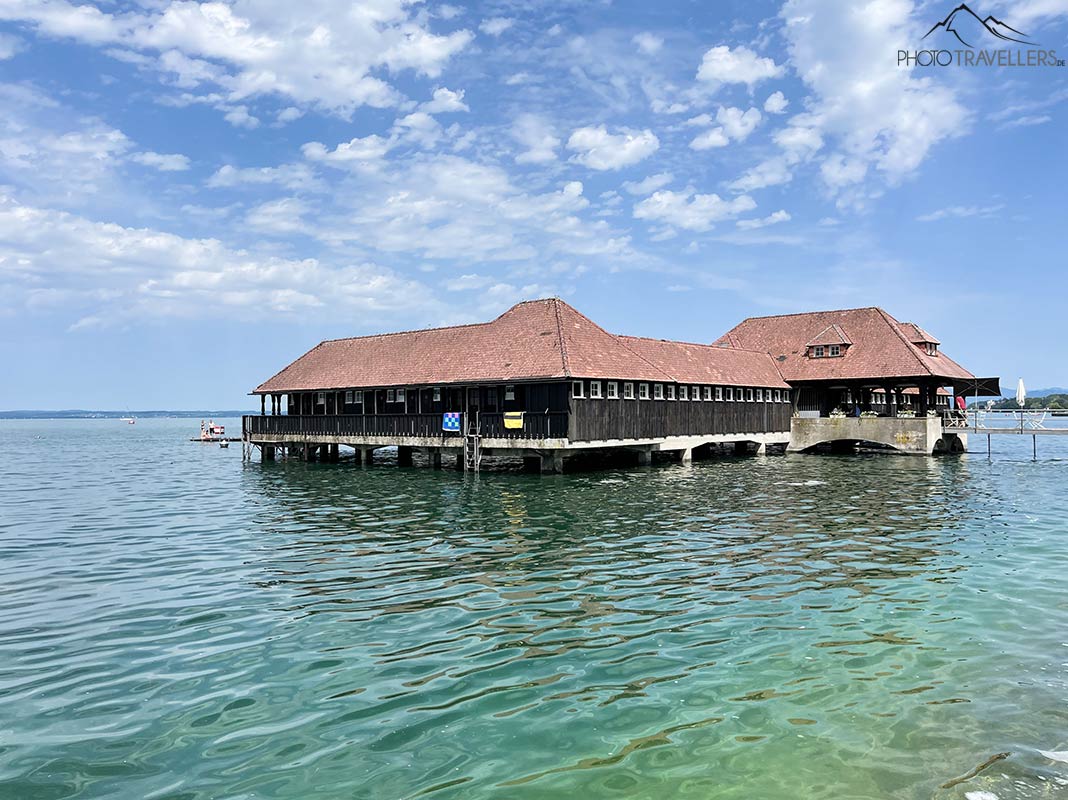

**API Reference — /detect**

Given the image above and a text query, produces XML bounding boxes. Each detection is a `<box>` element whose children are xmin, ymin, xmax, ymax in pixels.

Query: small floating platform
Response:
<box><xmin>190</xmin><ymin>437</ymin><xmax>242</xmax><ymax>442</ymax></box>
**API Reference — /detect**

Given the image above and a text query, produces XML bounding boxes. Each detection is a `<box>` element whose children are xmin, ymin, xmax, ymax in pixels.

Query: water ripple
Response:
<box><xmin>1</xmin><ymin>419</ymin><xmax>1067</xmax><ymax>799</ymax></box>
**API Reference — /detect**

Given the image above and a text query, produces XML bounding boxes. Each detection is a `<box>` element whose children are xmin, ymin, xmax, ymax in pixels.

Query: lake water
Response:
<box><xmin>2</xmin><ymin>419</ymin><xmax>1067</xmax><ymax>799</ymax></box>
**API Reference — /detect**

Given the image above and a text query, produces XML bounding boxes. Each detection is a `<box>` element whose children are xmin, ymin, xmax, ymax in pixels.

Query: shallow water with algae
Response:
<box><xmin>2</xmin><ymin>419</ymin><xmax>1067</xmax><ymax>799</ymax></box>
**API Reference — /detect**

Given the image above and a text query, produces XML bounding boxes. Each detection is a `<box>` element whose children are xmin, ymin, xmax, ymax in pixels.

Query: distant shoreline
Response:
<box><xmin>0</xmin><ymin>411</ymin><xmax>255</xmax><ymax>420</ymax></box>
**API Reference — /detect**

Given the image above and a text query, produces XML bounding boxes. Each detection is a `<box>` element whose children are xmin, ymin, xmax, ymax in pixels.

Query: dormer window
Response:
<box><xmin>925</xmin><ymin>343</ymin><xmax>938</xmax><ymax>356</ymax></box>
<box><xmin>806</xmin><ymin>324</ymin><xmax>850</xmax><ymax>358</ymax></box>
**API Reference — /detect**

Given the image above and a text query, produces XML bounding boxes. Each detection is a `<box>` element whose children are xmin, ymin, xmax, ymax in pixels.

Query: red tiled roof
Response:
<box><xmin>618</xmin><ymin>336</ymin><xmax>788</xmax><ymax>388</ymax></box>
<box><xmin>714</xmin><ymin>307</ymin><xmax>974</xmax><ymax>383</ymax></box>
<box><xmin>254</xmin><ymin>299</ymin><xmax>789</xmax><ymax>393</ymax></box>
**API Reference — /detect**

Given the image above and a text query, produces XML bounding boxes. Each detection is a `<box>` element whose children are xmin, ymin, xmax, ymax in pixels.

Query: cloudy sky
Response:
<box><xmin>1</xmin><ymin>0</ymin><xmax>1066</xmax><ymax>408</ymax></box>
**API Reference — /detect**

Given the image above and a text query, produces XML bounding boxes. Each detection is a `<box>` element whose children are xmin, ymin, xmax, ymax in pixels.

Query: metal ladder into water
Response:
<box><xmin>464</xmin><ymin>412</ymin><xmax>482</xmax><ymax>473</ymax></box>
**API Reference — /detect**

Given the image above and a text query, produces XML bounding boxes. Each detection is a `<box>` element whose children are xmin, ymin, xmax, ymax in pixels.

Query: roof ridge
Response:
<box><xmin>617</xmin><ymin>333</ymin><xmax>776</xmax><ymax>357</ymax></box>
<box><xmin>550</xmin><ymin>298</ymin><xmax>571</xmax><ymax>377</ymax></box>
<box><xmin>317</xmin><ymin>319</ymin><xmax>490</xmax><ymax>345</ymax></box>
<box><xmin>738</xmin><ymin>306</ymin><xmax>883</xmax><ymax>323</ymax></box>
<box><xmin>874</xmin><ymin>307</ymin><xmax>934</xmax><ymax>376</ymax></box>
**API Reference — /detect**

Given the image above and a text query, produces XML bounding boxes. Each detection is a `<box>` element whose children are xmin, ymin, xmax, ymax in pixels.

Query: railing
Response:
<box><xmin>244</xmin><ymin>413</ymin><xmax>569</xmax><ymax>441</ymax></box>
<box><xmin>477</xmin><ymin>412</ymin><xmax>569</xmax><ymax>439</ymax></box>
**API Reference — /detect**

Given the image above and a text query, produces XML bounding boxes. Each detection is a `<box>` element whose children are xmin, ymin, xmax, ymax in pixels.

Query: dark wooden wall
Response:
<box><xmin>279</xmin><ymin>380</ymin><xmax>790</xmax><ymax>441</ymax></box>
<box><xmin>568</xmin><ymin>392</ymin><xmax>792</xmax><ymax>441</ymax></box>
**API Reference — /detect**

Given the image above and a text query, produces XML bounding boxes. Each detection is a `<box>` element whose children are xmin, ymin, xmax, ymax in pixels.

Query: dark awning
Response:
<box><xmin>950</xmin><ymin>377</ymin><xmax>1002</xmax><ymax>397</ymax></box>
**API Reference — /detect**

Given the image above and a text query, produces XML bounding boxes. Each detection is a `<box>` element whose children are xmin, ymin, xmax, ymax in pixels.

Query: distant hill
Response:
<box><xmin>0</xmin><ymin>410</ymin><xmax>255</xmax><ymax>420</ymax></box>
<box><xmin>990</xmin><ymin>394</ymin><xmax>1068</xmax><ymax>410</ymax></box>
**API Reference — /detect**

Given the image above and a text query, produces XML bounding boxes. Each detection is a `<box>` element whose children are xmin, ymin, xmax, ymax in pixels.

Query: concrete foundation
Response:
<box><xmin>541</xmin><ymin>452</ymin><xmax>564</xmax><ymax>474</ymax></box>
<box><xmin>397</xmin><ymin>446</ymin><xmax>413</xmax><ymax>467</ymax></box>
<box><xmin>430</xmin><ymin>450</ymin><xmax>442</xmax><ymax>469</ymax></box>
<box><xmin>788</xmin><ymin>417</ymin><xmax>967</xmax><ymax>456</ymax></box>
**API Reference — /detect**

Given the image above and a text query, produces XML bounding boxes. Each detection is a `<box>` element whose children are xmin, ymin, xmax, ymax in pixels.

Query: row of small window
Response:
<box><xmin>332</xmin><ymin>388</ymin><xmax>439</xmax><ymax>404</ymax></box>
<box><xmin>810</xmin><ymin>345</ymin><xmax>841</xmax><ymax>358</ymax></box>
<box><xmin>329</xmin><ymin>387</ymin><xmax>521</xmax><ymax>405</ymax></box>
<box><xmin>573</xmin><ymin>381</ymin><xmax>789</xmax><ymax>403</ymax></box>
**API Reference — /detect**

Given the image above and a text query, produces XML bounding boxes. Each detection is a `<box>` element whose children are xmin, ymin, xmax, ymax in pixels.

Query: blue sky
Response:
<box><xmin>1</xmin><ymin>0</ymin><xmax>1066</xmax><ymax>409</ymax></box>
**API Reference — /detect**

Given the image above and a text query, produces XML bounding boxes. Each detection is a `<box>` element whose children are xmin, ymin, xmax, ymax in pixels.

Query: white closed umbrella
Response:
<box><xmin>1017</xmin><ymin>378</ymin><xmax>1027</xmax><ymax>432</ymax></box>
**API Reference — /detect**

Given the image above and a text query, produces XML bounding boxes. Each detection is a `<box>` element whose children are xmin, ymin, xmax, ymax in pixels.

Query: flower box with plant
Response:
<box><xmin>897</xmin><ymin>409</ymin><xmax>916</xmax><ymax>418</ymax></box>
<box><xmin>829</xmin><ymin>409</ymin><xmax>847</xmax><ymax>418</ymax></box>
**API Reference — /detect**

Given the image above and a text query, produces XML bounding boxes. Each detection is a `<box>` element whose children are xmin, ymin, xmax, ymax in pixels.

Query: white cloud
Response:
<box><xmin>689</xmin><ymin>128</ymin><xmax>729</xmax><ymax>150</ymax></box>
<box><xmin>420</xmin><ymin>87</ymin><xmax>468</xmax><ymax>113</ymax></box>
<box><xmin>245</xmin><ymin>197</ymin><xmax>309</xmax><ymax>234</ymax></box>
<box><xmin>622</xmin><ymin>173</ymin><xmax>674</xmax><ymax>195</ymax></box>
<box><xmin>1000</xmin><ymin>114</ymin><xmax>1051</xmax><ymax>129</ymax></box>
<box><xmin>632</xmin><ymin>32</ymin><xmax>663</xmax><ymax>55</ymax></box>
<box><xmin>479</xmin><ymin>17</ymin><xmax>514</xmax><ymax>36</ymax></box>
<box><xmin>689</xmin><ymin>106</ymin><xmax>761</xmax><ymax>151</ymax></box>
<box><xmin>0</xmin><ymin>1</ymin><xmax>474</xmax><ymax>116</ymax></box>
<box><xmin>130</xmin><ymin>151</ymin><xmax>190</xmax><ymax>171</ymax></box>
<box><xmin>916</xmin><ymin>204</ymin><xmax>1004</xmax><ymax>222</ymax></box>
<box><xmin>716</xmin><ymin>106</ymin><xmax>762</xmax><ymax>140</ymax></box>
<box><xmin>512</xmin><ymin>114</ymin><xmax>560</xmax><ymax>164</ymax></box>
<box><xmin>391</xmin><ymin>111</ymin><xmax>442</xmax><ymax>148</ymax></box>
<box><xmin>0</xmin><ymin>33</ymin><xmax>25</xmax><ymax>59</ymax></box>
<box><xmin>0</xmin><ymin>192</ymin><xmax>436</xmax><ymax>327</ymax></box>
<box><xmin>696</xmin><ymin>45</ymin><xmax>782</xmax><ymax>88</ymax></box>
<box><xmin>207</xmin><ymin>163</ymin><xmax>322</xmax><ymax>192</ymax></box>
<box><xmin>302</xmin><ymin>135</ymin><xmax>393</xmax><ymax>167</ymax></box>
<box><xmin>736</xmin><ymin>209</ymin><xmax>790</xmax><ymax>229</ymax></box>
<box><xmin>276</xmin><ymin>107</ymin><xmax>303</xmax><ymax>124</ymax></box>
<box><xmin>729</xmin><ymin>122</ymin><xmax>823</xmax><ymax>191</ymax></box>
<box><xmin>634</xmin><ymin>189</ymin><xmax>757</xmax><ymax>231</ymax></box>
<box><xmin>566</xmin><ymin>125</ymin><xmax>659</xmax><ymax>170</ymax></box>
<box><xmin>314</xmin><ymin>155</ymin><xmax>629</xmax><ymax>262</ymax></box>
<box><xmin>223</xmin><ymin>105</ymin><xmax>259</xmax><ymax>129</ymax></box>
<box><xmin>0</xmin><ymin>108</ymin><xmax>132</xmax><ymax>205</ymax></box>
<box><xmin>777</xmin><ymin>0</ymin><xmax>969</xmax><ymax>197</ymax></box>
<box><xmin>764</xmin><ymin>90</ymin><xmax>788</xmax><ymax>114</ymax></box>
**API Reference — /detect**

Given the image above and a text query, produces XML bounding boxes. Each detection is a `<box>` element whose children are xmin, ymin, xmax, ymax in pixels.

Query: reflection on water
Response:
<box><xmin>1</xmin><ymin>419</ymin><xmax>1067</xmax><ymax>800</ymax></box>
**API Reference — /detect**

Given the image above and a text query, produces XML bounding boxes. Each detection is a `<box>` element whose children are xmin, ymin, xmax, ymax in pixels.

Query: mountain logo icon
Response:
<box><xmin>922</xmin><ymin>4</ymin><xmax>1036</xmax><ymax>48</ymax></box>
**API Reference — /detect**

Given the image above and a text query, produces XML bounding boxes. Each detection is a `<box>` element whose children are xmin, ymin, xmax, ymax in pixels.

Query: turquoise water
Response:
<box><xmin>2</xmin><ymin>419</ymin><xmax>1067</xmax><ymax>799</ymax></box>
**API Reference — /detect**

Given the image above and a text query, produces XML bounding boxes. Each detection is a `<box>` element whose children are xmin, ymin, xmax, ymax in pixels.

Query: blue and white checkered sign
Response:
<box><xmin>442</xmin><ymin>412</ymin><xmax>461</xmax><ymax>432</ymax></box>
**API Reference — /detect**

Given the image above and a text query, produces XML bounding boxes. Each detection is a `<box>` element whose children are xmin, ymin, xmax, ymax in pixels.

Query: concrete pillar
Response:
<box><xmin>455</xmin><ymin>451</ymin><xmax>464</xmax><ymax>471</ymax></box>
<box><xmin>523</xmin><ymin>455</ymin><xmax>542</xmax><ymax>473</ymax></box>
<box><xmin>397</xmin><ymin>446</ymin><xmax>413</xmax><ymax>467</ymax></box>
<box><xmin>362</xmin><ymin>448</ymin><xmax>374</xmax><ymax>466</ymax></box>
<box><xmin>755</xmin><ymin>442</ymin><xmax>767</xmax><ymax>455</ymax></box>
<box><xmin>263</xmin><ymin>445</ymin><xmax>275</xmax><ymax>461</ymax></box>
<box><xmin>430</xmin><ymin>449</ymin><xmax>442</xmax><ymax>469</ymax></box>
<box><xmin>679</xmin><ymin>447</ymin><xmax>692</xmax><ymax>464</ymax></box>
<box><xmin>541</xmin><ymin>452</ymin><xmax>564</xmax><ymax>474</ymax></box>
<box><xmin>636</xmin><ymin>449</ymin><xmax>652</xmax><ymax>466</ymax></box>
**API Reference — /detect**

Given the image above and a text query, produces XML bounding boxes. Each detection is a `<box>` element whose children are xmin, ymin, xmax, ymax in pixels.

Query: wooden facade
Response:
<box><xmin>247</xmin><ymin>378</ymin><xmax>792</xmax><ymax>444</ymax></box>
